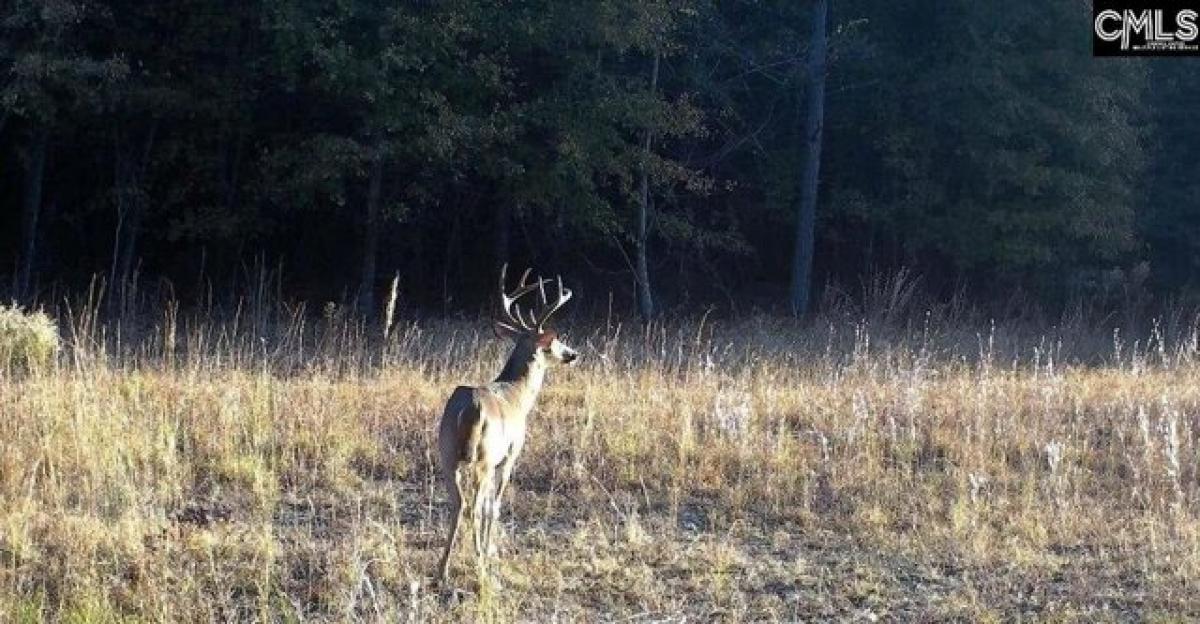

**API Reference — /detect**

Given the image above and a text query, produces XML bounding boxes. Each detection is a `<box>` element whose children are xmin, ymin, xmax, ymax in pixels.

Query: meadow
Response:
<box><xmin>2</xmin><ymin>290</ymin><xmax>1200</xmax><ymax>622</ymax></box>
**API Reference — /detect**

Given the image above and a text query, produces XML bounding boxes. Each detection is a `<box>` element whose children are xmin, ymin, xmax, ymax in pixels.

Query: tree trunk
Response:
<box><xmin>357</xmin><ymin>148</ymin><xmax>385</xmax><ymax>315</ymax></box>
<box><xmin>635</xmin><ymin>52</ymin><xmax>660</xmax><ymax>322</ymax></box>
<box><xmin>410</xmin><ymin>215</ymin><xmax>426</xmax><ymax>303</ymax></box>
<box><xmin>442</xmin><ymin>208</ymin><xmax>463</xmax><ymax>314</ymax></box>
<box><xmin>15</xmin><ymin>128</ymin><xmax>48</xmax><ymax>302</ymax></box>
<box><xmin>109</xmin><ymin>121</ymin><xmax>158</xmax><ymax>316</ymax></box>
<box><xmin>789</xmin><ymin>0</ymin><xmax>828</xmax><ymax>317</ymax></box>
<box><xmin>221</xmin><ymin>129</ymin><xmax>244</xmax><ymax>217</ymax></box>
<box><xmin>112</xmin><ymin>147</ymin><xmax>143</xmax><ymax>314</ymax></box>
<box><xmin>494</xmin><ymin>202</ymin><xmax>511</xmax><ymax>278</ymax></box>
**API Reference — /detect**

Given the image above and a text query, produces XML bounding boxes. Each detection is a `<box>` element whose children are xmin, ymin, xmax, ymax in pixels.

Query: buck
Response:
<box><xmin>435</xmin><ymin>266</ymin><xmax>578</xmax><ymax>583</ymax></box>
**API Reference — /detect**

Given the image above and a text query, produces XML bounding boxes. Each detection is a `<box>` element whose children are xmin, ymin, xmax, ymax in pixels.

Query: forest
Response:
<box><xmin>1</xmin><ymin>0</ymin><xmax>1194</xmax><ymax>319</ymax></box>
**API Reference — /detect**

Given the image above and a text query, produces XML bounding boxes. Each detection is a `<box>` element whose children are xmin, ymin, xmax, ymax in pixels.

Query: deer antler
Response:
<box><xmin>497</xmin><ymin>264</ymin><xmax>542</xmax><ymax>332</ymax></box>
<box><xmin>534</xmin><ymin>275</ymin><xmax>572</xmax><ymax>332</ymax></box>
<box><xmin>497</xmin><ymin>265</ymin><xmax>572</xmax><ymax>333</ymax></box>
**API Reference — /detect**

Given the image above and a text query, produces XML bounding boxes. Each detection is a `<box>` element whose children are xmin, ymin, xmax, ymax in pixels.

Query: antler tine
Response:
<box><xmin>497</xmin><ymin>264</ymin><xmax>541</xmax><ymax>331</ymax></box>
<box><xmin>512</xmin><ymin>301</ymin><xmax>533</xmax><ymax>330</ymax></box>
<box><xmin>535</xmin><ymin>274</ymin><xmax>573</xmax><ymax>331</ymax></box>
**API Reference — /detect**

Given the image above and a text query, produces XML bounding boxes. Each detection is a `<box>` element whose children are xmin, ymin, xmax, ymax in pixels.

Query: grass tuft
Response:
<box><xmin>0</xmin><ymin>304</ymin><xmax>59</xmax><ymax>374</ymax></box>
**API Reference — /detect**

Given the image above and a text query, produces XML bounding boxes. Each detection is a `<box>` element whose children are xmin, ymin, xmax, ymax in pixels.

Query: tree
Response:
<box><xmin>820</xmin><ymin>0</ymin><xmax>1147</xmax><ymax>296</ymax></box>
<box><xmin>1</xmin><ymin>0</ymin><xmax>124</xmax><ymax>301</ymax></box>
<box><xmin>789</xmin><ymin>0</ymin><xmax>828</xmax><ymax>316</ymax></box>
<box><xmin>635</xmin><ymin>52</ymin><xmax>661</xmax><ymax>321</ymax></box>
<box><xmin>1141</xmin><ymin>61</ymin><xmax>1200</xmax><ymax>291</ymax></box>
<box><xmin>264</xmin><ymin>0</ymin><xmax>505</xmax><ymax>313</ymax></box>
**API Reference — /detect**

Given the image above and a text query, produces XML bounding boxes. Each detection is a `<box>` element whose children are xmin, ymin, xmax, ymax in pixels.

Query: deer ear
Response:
<box><xmin>494</xmin><ymin>321</ymin><xmax>521</xmax><ymax>340</ymax></box>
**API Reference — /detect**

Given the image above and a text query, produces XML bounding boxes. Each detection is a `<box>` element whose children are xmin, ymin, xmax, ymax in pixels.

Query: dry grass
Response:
<box><xmin>2</xmin><ymin>305</ymin><xmax>1200</xmax><ymax>622</ymax></box>
<box><xmin>0</xmin><ymin>304</ymin><xmax>59</xmax><ymax>373</ymax></box>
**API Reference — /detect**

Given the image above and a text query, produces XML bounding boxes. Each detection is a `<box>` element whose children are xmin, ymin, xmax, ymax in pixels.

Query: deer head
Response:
<box><xmin>494</xmin><ymin>265</ymin><xmax>578</xmax><ymax>367</ymax></box>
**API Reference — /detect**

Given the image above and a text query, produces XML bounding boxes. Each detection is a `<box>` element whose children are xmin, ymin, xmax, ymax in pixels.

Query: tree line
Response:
<box><xmin>1</xmin><ymin>1</ymin><xmax>1192</xmax><ymax>319</ymax></box>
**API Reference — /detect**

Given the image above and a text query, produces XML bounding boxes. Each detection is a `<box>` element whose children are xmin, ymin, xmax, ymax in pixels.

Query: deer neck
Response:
<box><xmin>494</xmin><ymin>350</ymin><xmax>546</xmax><ymax>416</ymax></box>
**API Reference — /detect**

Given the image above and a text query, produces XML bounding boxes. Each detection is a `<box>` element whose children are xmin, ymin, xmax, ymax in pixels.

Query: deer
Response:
<box><xmin>435</xmin><ymin>265</ymin><xmax>578</xmax><ymax>583</ymax></box>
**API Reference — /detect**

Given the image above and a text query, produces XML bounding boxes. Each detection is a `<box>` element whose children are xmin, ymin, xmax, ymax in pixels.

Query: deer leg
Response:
<box><xmin>471</xmin><ymin>463</ymin><xmax>493</xmax><ymax>571</ymax></box>
<box><xmin>436</xmin><ymin>465</ymin><xmax>467</xmax><ymax>583</ymax></box>
<box><xmin>487</xmin><ymin>455</ymin><xmax>515</xmax><ymax>557</ymax></box>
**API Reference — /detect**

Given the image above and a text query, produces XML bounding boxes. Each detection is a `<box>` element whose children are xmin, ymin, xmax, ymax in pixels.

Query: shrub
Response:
<box><xmin>0</xmin><ymin>304</ymin><xmax>59</xmax><ymax>372</ymax></box>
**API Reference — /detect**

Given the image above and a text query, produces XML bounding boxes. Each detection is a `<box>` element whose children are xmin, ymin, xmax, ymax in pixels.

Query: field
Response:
<box><xmin>2</xmin><ymin>301</ymin><xmax>1200</xmax><ymax>622</ymax></box>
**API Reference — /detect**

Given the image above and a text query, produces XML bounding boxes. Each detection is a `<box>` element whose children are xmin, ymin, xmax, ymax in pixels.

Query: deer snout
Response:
<box><xmin>561</xmin><ymin>347</ymin><xmax>579</xmax><ymax>365</ymax></box>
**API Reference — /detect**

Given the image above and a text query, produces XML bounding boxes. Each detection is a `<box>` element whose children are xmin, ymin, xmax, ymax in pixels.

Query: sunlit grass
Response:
<box><xmin>2</xmin><ymin>305</ymin><xmax>1200</xmax><ymax>620</ymax></box>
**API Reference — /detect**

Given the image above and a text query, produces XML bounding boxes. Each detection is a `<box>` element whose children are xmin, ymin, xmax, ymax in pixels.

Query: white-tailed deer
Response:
<box><xmin>435</xmin><ymin>266</ymin><xmax>578</xmax><ymax>583</ymax></box>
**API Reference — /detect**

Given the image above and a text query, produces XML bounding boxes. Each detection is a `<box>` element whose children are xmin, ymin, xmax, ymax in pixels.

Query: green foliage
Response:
<box><xmin>1141</xmin><ymin>61</ymin><xmax>1200</xmax><ymax>289</ymax></box>
<box><xmin>0</xmin><ymin>0</ymin><xmax>1182</xmax><ymax>309</ymax></box>
<box><xmin>0</xmin><ymin>1</ymin><xmax>127</xmax><ymax>125</ymax></box>
<box><xmin>823</xmin><ymin>0</ymin><xmax>1147</xmax><ymax>290</ymax></box>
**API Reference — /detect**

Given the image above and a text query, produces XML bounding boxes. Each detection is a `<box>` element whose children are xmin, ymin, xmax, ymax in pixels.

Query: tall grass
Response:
<box><xmin>2</xmin><ymin>282</ymin><xmax>1200</xmax><ymax>621</ymax></box>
